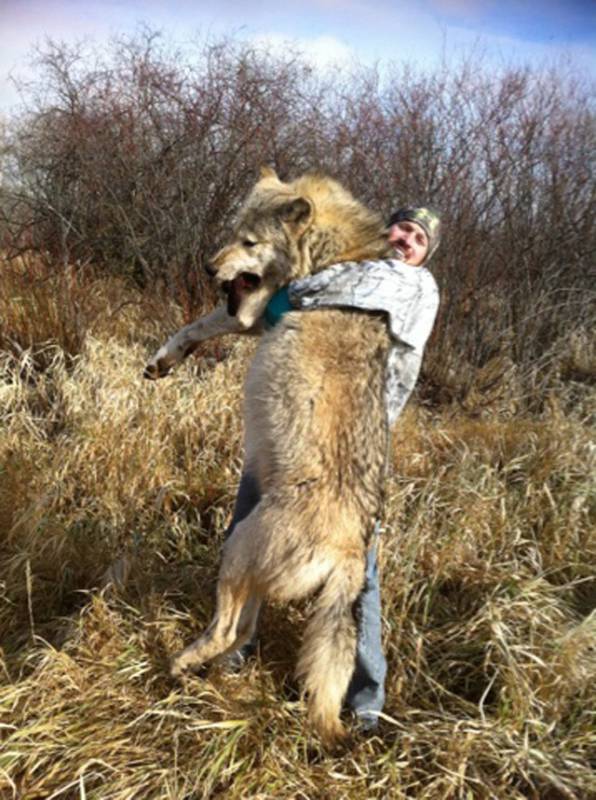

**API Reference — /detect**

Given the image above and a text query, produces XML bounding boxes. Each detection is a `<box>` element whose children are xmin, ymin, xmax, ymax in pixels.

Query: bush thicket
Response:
<box><xmin>1</xmin><ymin>30</ymin><xmax>594</xmax><ymax>405</ymax></box>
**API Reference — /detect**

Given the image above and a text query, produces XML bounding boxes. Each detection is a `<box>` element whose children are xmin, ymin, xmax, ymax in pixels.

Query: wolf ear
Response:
<box><xmin>259</xmin><ymin>165</ymin><xmax>278</xmax><ymax>180</ymax></box>
<box><xmin>279</xmin><ymin>196</ymin><xmax>313</xmax><ymax>236</ymax></box>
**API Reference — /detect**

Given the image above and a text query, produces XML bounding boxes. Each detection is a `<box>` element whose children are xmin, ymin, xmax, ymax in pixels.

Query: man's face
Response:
<box><xmin>388</xmin><ymin>220</ymin><xmax>429</xmax><ymax>266</ymax></box>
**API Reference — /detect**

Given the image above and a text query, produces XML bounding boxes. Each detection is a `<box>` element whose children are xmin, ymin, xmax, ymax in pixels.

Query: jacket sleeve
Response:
<box><xmin>288</xmin><ymin>259</ymin><xmax>439</xmax><ymax>352</ymax></box>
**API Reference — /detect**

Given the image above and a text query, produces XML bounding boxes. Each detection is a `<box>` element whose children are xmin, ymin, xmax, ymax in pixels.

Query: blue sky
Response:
<box><xmin>1</xmin><ymin>0</ymin><xmax>594</xmax><ymax>115</ymax></box>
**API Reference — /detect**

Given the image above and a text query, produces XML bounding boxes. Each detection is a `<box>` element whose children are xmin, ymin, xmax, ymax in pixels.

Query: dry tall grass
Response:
<box><xmin>0</xmin><ymin>259</ymin><xmax>594</xmax><ymax>799</ymax></box>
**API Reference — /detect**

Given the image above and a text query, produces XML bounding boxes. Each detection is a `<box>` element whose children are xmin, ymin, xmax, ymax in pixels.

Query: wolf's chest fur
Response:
<box><xmin>244</xmin><ymin>308</ymin><xmax>391</xmax><ymax>534</ymax></box>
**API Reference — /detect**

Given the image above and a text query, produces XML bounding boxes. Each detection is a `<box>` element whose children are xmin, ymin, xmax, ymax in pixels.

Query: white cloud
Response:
<box><xmin>251</xmin><ymin>32</ymin><xmax>356</xmax><ymax>70</ymax></box>
<box><xmin>0</xmin><ymin>0</ymin><xmax>593</xmax><ymax>118</ymax></box>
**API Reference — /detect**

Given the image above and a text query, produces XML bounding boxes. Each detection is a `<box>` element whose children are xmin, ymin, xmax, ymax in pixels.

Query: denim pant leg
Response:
<box><xmin>225</xmin><ymin>471</ymin><xmax>261</xmax><ymax>539</ymax></box>
<box><xmin>344</xmin><ymin>534</ymin><xmax>387</xmax><ymax>725</ymax></box>
<box><xmin>223</xmin><ymin>470</ymin><xmax>262</xmax><ymax>662</ymax></box>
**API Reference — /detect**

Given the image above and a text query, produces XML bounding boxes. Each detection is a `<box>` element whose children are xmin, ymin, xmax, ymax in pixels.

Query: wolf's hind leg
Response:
<box><xmin>228</xmin><ymin>593</ymin><xmax>262</xmax><ymax>653</ymax></box>
<box><xmin>170</xmin><ymin>511</ymin><xmax>266</xmax><ymax>678</ymax></box>
<box><xmin>296</xmin><ymin>555</ymin><xmax>366</xmax><ymax>745</ymax></box>
<box><xmin>170</xmin><ymin>579</ymin><xmax>257</xmax><ymax>678</ymax></box>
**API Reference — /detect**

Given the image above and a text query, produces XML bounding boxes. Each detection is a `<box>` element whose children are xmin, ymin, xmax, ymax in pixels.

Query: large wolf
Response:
<box><xmin>146</xmin><ymin>168</ymin><xmax>395</xmax><ymax>743</ymax></box>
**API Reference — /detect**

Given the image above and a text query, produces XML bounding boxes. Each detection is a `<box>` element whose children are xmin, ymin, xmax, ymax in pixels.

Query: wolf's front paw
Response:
<box><xmin>144</xmin><ymin>347</ymin><xmax>175</xmax><ymax>380</ymax></box>
<box><xmin>143</xmin><ymin>361</ymin><xmax>170</xmax><ymax>380</ymax></box>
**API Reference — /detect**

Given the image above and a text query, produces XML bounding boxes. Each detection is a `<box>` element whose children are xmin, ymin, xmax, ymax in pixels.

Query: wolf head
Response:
<box><xmin>207</xmin><ymin>167</ymin><xmax>390</xmax><ymax>329</ymax></box>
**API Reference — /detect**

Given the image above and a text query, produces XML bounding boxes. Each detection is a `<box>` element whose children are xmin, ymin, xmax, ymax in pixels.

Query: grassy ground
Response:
<box><xmin>0</xmin><ymin>265</ymin><xmax>594</xmax><ymax>799</ymax></box>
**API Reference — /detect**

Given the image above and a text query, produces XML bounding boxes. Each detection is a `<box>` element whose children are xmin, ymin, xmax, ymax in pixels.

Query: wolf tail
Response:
<box><xmin>295</xmin><ymin>557</ymin><xmax>366</xmax><ymax>744</ymax></box>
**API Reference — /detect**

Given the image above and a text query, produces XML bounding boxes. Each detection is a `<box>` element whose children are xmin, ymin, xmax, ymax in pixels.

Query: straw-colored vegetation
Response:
<box><xmin>0</xmin><ymin>255</ymin><xmax>594</xmax><ymax>800</ymax></box>
<box><xmin>0</xmin><ymin>31</ymin><xmax>594</xmax><ymax>798</ymax></box>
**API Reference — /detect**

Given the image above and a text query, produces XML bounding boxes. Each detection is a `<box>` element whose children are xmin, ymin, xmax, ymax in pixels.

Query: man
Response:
<box><xmin>224</xmin><ymin>205</ymin><xmax>441</xmax><ymax>731</ymax></box>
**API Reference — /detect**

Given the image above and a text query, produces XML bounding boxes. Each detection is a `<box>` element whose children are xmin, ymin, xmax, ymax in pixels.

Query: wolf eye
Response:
<box><xmin>243</xmin><ymin>239</ymin><xmax>257</xmax><ymax>248</ymax></box>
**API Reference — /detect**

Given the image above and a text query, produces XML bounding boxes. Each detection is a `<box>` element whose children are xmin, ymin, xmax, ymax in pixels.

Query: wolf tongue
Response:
<box><xmin>226</xmin><ymin>273</ymin><xmax>261</xmax><ymax>316</ymax></box>
<box><xmin>227</xmin><ymin>280</ymin><xmax>242</xmax><ymax>316</ymax></box>
<box><xmin>240</xmin><ymin>273</ymin><xmax>261</xmax><ymax>289</ymax></box>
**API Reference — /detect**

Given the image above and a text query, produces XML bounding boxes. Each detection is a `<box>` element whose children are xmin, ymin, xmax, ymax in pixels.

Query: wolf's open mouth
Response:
<box><xmin>222</xmin><ymin>272</ymin><xmax>262</xmax><ymax>317</ymax></box>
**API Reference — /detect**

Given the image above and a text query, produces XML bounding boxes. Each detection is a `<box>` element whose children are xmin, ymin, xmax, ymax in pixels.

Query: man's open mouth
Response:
<box><xmin>221</xmin><ymin>272</ymin><xmax>262</xmax><ymax>316</ymax></box>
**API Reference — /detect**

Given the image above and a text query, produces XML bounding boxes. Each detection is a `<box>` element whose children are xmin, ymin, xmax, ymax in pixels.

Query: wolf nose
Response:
<box><xmin>205</xmin><ymin>261</ymin><xmax>217</xmax><ymax>277</ymax></box>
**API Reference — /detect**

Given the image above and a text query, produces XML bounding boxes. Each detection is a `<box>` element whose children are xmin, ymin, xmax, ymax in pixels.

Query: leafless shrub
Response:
<box><xmin>1</xmin><ymin>31</ymin><xmax>594</xmax><ymax>403</ymax></box>
<box><xmin>2</xmin><ymin>31</ymin><xmax>327</xmax><ymax>310</ymax></box>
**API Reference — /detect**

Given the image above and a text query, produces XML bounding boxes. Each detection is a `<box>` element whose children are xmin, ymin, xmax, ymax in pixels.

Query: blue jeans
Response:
<box><xmin>225</xmin><ymin>471</ymin><xmax>387</xmax><ymax>725</ymax></box>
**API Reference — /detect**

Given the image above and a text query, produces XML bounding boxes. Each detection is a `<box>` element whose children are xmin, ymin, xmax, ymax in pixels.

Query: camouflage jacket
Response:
<box><xmin>288</xmin><ymin>259</ymin><xmax>439</xmax><ymax>427</ymax></box>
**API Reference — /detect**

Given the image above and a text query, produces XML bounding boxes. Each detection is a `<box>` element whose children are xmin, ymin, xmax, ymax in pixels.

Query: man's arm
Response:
<box><xmin>289</xmin><ymin>259</ymin><xmax>439</xmax><ymax>352</ymax></box>
<box><xmin>287</xmin><ymin>259</ymin><xmax>440</xmax><ymax>428</ymax></box>
<box><xmin>144</xmin><ymin>304</ymin><xmax>263</xmax><ymax>379</ymax></box>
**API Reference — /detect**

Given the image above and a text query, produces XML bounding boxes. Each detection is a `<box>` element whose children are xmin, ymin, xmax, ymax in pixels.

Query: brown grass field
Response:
<box><xmin>0</xmin><ymin>258</ymin><xmax>594</xmax><ymax>799</ymax></box>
